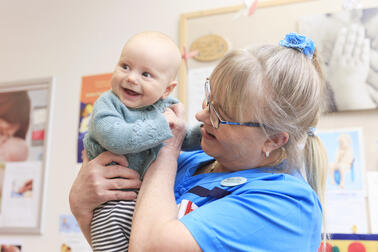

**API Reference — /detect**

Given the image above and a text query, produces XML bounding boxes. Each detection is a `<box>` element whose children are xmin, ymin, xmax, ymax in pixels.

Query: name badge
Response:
<box><xmin>221</xmin><ymin>177</ymin><xmax>247</xmax><ymax>187</ymax></box>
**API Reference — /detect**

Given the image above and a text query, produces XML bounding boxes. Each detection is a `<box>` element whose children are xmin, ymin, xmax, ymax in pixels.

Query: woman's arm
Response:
<box><xmin>69</xmin><ymin>151</ymin><xmax>141</xmax><ymax>245</ymax></box>
<box><xmin>129</xmin><ymin>104</ymin><xmax>201</xmax><ymax>252</ymax></box>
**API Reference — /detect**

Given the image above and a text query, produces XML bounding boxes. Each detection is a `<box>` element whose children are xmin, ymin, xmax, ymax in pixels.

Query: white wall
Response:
<box><xmin>0</xmin><ymin>0</ymin><xmax>242</xmax><ymax>251</ymax></box>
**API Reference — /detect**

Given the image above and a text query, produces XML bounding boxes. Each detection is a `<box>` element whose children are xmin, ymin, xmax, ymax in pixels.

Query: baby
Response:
<box><xmin>84</xmin><ymin>31</ymin><xmax>201</xmax><ymax>251</ymax></box>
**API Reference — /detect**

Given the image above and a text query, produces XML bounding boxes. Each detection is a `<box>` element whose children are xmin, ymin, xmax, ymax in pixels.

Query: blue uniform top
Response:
<box><xmin>175</xmin><ymin>150</ymin><xmax>322</xmax><ymax>252</ymax></box>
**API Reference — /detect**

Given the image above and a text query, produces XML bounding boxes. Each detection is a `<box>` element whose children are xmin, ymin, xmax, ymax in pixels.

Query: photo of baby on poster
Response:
<box><xmin>317</xmin><ymin>128</ymin><xmax>365</xmax><ymax>192</ymax></box>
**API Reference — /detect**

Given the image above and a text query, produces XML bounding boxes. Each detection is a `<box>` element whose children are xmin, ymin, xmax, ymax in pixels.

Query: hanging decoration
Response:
<box><xmin>233</xmin><ymin>0</ymin><xmax>259</xmax><ymax>19</ymax></box>
<box><xmin>189</xmin><ymin>34</ymin><xmax>229</xmax><ymax>62</ymax></box>
<box><xmin>181</xmin><ymin>46</ymin><xmax>199</xmax><ymax>68</ymax></box>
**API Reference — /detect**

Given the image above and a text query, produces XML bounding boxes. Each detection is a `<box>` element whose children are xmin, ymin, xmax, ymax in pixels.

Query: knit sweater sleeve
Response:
<box><xmin>181</xmin><ymin>124</ymin><xmax>202</xmax><ymax>151</ymax></box>
<box><xmin>88</xmin><ymin>92</ymin><xmax>173</xmax><ymax>155</ymax></box>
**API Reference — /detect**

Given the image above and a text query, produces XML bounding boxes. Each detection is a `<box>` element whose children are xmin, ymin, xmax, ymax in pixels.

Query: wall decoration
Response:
<box><xmin>189</xmin><ymin>34</ymin><xmax>229</xmax><ymax>62</ymax></box>
<box><xmin>0</xmin><ymin>239</ymin><xmax>23</xmax><ymax>251</ymax></box>
<box><xmin>317</xmin><ymin>128</ymin><xmax>369</xmax><ymax>233</ymax></box>
<box><xmin>77</xmin><ymin>73</ymin><xmax>111</xmax><ymax>163</ymax></box>
<box><xmin>298</xmin><ymin>7</ymin><xmax>378</xmax><ymax>112</ymax></box>
<box><xmin>320</xmin><ymin>234</ymin><xmax>378</xmax><ymax>252</ymax></box>
<box><xmin>0</xmin><ymin>77</ymin><xmax>54</xmax><ymax>233</ymax></box>
<box><xmin>367</xmin><ymin>171</ymin><xmax>378</xmax><ymax>233</ymax></box>
<box><xmin>317</xmin><ymin>129</ymin><xmax>365</xmax><ymax>192</ymax></box>
<box><xmin>59</xmin><ymin>214</ymin><xmax>91</xmax><ymax>252</ymax></box>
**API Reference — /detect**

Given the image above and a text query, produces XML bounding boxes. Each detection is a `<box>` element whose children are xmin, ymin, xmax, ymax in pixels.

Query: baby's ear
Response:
<box><xmin>162</xmin><ymin>81</ymin><xmax>177</xmax><ymax>99</ymax></box>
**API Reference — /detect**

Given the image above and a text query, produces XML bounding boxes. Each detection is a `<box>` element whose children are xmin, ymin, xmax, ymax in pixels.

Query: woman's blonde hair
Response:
<box><xmin>210</xmin><ymin>45</ymin><xmax>328</xmax><ymax>205</ymax></box>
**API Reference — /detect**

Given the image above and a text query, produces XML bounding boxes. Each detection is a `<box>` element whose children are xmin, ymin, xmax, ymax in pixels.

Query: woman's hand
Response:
<box><xmin>69</xmin><ymin>150</ymin><xmax>141</xmax><ymax>244</ymax></box>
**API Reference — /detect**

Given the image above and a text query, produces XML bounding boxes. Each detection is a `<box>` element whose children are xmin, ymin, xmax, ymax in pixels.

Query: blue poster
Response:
<box><xmin>317</xmin><ymin>129</ymin><xmax>364</xmax><ymax>191</ymax></box>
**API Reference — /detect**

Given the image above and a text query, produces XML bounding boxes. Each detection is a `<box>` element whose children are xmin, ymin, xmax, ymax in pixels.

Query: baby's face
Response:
<box><xmin>0</xmin><ymin>137</ymin><xmax>28</xmax><ymax>162</ymax></box>
<box><xmin>111</xmin><ymin>36</ymin><xmax>178</xmax><ymax>108</ymax></box>
<box><xmin>0</xmin><ymin>118</ymin><xmax>19</xmax><ymax>138</ymax></box>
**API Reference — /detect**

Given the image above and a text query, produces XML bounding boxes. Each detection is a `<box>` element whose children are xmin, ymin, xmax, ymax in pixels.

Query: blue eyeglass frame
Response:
<box><xmin>204</xmin><ymin>78</ymin><xmax>262</xmax><ymax>129</ymax></box>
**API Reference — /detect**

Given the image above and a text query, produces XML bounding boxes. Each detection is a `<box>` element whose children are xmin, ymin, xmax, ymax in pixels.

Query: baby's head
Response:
<box><xmin>0</xmin><ymin>137</ymin><xmax>29</xmax><ymax>162</ymax></box>
<box><xmin>111</xmin><ymin>31</ymin><xmax>182</xmax><ymax>108</ymax></box>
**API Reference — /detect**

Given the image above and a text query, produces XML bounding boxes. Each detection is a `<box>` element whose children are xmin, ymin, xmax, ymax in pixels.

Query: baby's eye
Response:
<box><xmin>122</xmin><ymin>64</ymin><xmax>130</xmax><ymax>70</ymax></box>
<box><xmin>142</xmin><ymin>72</ymin><xmax>151</xmax><ymax>78</ymax></box>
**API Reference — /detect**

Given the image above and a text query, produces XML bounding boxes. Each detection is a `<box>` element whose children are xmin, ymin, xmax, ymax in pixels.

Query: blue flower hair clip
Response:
<box><xmin>307</xmin><ymin>127</ymin><xmax>316</xmax><ymax>137</ymax></box>
<box><xmin>278</xmin><ymin>32</ymin><xmax>315</xmax><ymax>59</ymax></box>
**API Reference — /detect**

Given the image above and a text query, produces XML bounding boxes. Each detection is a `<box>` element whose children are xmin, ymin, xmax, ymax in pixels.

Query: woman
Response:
<box><xmin>70</xmin><ymin>33</ymin><xmax>328</xmax><ymax>251</ymax></box>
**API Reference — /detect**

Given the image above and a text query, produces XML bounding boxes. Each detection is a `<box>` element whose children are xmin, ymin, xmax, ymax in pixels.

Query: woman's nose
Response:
<box><xmin>195</xmin><ymin>100</ymin><xmax>210</xmax><ymax>124</ymax></box>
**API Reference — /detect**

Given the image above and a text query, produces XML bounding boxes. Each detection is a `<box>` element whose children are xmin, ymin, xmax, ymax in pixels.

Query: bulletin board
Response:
<box><xmin>0</xmin><ymin>77</ymin><xmax>54</xmax><ymax>234</ymax></box>
<box><xmin>178</xmin><ymin>0</ymin><xmax>378</xmax><ymax>237</ymax></box>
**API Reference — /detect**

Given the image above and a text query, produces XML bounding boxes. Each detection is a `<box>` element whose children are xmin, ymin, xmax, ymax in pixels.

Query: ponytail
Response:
<box><xmin>304</xmin><ymin>132</ymin><xmax>329</xmax><ymax>250</ymax></box>
<box><xmin>303</xmin><ymin>134</ymin><xmax>328</xmax><ymax>206</ymax></box>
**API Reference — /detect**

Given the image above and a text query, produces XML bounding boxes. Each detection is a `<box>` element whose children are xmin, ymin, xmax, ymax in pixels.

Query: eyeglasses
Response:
<box><xmin>204</xmin><ymin>78</ymin><xmax>262</xmax><ymax>129</ymax></box>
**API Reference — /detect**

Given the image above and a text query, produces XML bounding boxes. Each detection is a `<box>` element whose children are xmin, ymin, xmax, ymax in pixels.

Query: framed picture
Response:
<box><xmin>317</xmin><ymin>128</ymin><xmax>366</xmax><ymax>192</ymax></box>
<box><xmin>317</xmin><ymin>128</ymin><xmax>369</xmax><ymax>233</ymax></box>
<box><xmin>298</xmin><ymin>6</ymin><xmax>378</xmax><ymax>112</ymax></box>
<box><xmin>0</xmin><ymin>77</ymin><xmax>54</xmax><ymax>234</ymax></box>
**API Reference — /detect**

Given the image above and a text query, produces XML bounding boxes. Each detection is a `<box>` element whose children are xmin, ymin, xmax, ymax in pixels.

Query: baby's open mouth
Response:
<box><xmin>123</xmin><ymin>88</ymin><xmax>140</xmax><ymax>96</ymax></box>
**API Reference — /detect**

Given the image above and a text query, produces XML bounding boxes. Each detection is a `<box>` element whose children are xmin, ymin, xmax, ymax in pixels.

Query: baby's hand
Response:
<box><xmin>163</xmin><ymin>107</ymin><xmax>177</xmax><ymax>129</ymax></box>
<box><xmin>163</xmin><ymin>103</ymin><xmax>187</xmax><ymax>151</ymax></box>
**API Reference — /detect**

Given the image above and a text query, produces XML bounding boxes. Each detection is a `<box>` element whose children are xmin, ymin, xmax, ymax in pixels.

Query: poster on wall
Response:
<box><xmin>0</xmin><ymin>239</ymin><xmax>23</xmax><ymax>251</ymax></box>
<box><xmin>77</xmin><ymin>73</ymin><xmax>111</xmax><ymax>163</ymax></box>
<box><xmin>367</xmin><ymin>171</ymin><xmax>378</xmax><ymax>233</ymax></box>
<box><xmin>317</xmin><ymin>128</ymin><xmax>369</xmax><ymax>233</ymax></box>
<box><xmin>0</xmin><ymin>78</ymin><xmax>54</xmax><ymax>234</ymax></box>
<box><xmin>59</xmin><ymin>214</ymin><xmax>91</xmax><ymax>252</ymax></box>
<box><xmin>317</xmin><ymin>128</ymin><xmax>365</xmax><ymax>192</ymax></box>
<box><xmin>298</xmin><ymin>7</ymin><xmax>378</xmax><ymax>112</ymax></box>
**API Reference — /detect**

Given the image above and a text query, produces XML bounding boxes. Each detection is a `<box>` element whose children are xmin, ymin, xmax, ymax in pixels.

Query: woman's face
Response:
<box><xmin>195</xmin><ymin>99</ymin><xmax>268</xmax><ymax>171</ymax></box>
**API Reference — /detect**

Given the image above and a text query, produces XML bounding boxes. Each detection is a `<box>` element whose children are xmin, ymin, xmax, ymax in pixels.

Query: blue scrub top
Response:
<box><xmin>175</xmin><ymin>150</ymin><xmax>322</xmax><ymax>252</ymax></box>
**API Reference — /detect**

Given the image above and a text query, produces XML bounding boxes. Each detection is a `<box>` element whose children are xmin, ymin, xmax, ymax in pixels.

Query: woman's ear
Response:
<box><xmin>262</xmin><ymin>132</ymin><xmax>289</xmax><ymax>153</ymax></box>
<box><xmin>161</xmin><ymin>81</ymin><xmax>177</xmax><ymax>99</ymax></box>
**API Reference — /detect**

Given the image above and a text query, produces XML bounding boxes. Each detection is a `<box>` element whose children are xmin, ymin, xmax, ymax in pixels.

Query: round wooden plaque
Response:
<box><xmin>189</xmin><ymin>34</ymin><xmax>229</xmax><ymax>62</ymax></box>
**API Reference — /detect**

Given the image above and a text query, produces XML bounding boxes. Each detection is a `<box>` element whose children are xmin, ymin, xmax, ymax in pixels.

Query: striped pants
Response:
<box><xmin>91</xmin><ymin>199</ymin><xmax>136</xmax><ymax>252</ymax></box>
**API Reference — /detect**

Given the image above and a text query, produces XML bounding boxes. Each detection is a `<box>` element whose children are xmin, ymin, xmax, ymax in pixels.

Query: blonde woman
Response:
<box><xmin>70</xmin><ymin>33</ymin><xmax>328</xmax><ymax>251</ymax></box>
